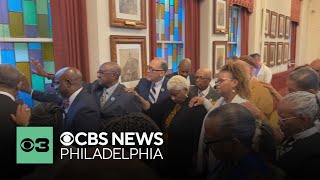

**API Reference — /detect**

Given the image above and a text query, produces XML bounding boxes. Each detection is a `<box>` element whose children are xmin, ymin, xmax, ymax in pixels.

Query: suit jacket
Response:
<box><xmin>91</xmin><ymin>81</ymin><xmax>141</xmax><ymax>123</ymax></box>
<box><xmin>134</xmin><ymin>78</ymin><xmax>170</xmax><ymax>105</ymax></box>
<box><xmin>166</xmin><ymin>72</ymin><xmax>196</xmax><ymax>85</ymax></box>
<box><xmin>277</xmin><ymin>133</ymin><xmax>320</xmax><ymax>180</ymax></box>
<box><xmin>64</xmin><ymin>88</ymin><xmax>101</xmax><ymax>134</ymax></box>
<box><xmin>249</xmin><ymin>77</ymin><xmax>274</xmax><ymax>118</ymax></box>
<box><xmin>148</xmin><ymin>97</ymin><xmax>207</xmax><ymax>178</ymax></box>
<box><xmin>189</xmin><ymin>85</ymin><xmax>220</xmax><ymax>102</ymax></box>
<box><xmin>0</xmin><ymin>94</ymin><xmax>33</xmax><ymax>178</ymax></box>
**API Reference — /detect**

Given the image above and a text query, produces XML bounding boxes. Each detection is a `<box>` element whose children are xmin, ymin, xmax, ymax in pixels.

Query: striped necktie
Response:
<box><xmin>100</xmin><ymin>89</ymin><xmax>108</xmax><ymax>107</ymax></box>
<box><xmin>149</xmin><ymin>83</ymin><xmax>157</xmax><ymax>104</ymax></box>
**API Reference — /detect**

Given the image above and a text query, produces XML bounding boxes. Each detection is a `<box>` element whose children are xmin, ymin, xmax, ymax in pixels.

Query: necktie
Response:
<box><xmin>198</xmin><ymin>91</ymin><xmax>204</xmax><ymax>97</ymax></box>
<box><xmin>62</xmin><ymin>98</ymin><xmax>70</xmax><ymax>113</ymax></box>
<box><xmin>149</xmin><ymin>83</ymin><xmax>157</xmax><ymax>104</ymax></box>
<box><xmin>100</xmin><ymin>89</ymin><xmax>108</xmax><ymax>107</ymax></box>
<box><xmin>278</xmin><ymin>137</ymin><xmax>296</xmax><ymax>157</ymax></box>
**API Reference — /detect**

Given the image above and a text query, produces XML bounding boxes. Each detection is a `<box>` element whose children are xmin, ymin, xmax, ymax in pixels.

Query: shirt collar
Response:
<box><xmin>0</xmin><ymin>91</ymin><xmax>15</xmax><ymax>101</ymax></box>
<box><xmin>293</xmin><ymin>126</ymin><xmax>319</xmax><ymax>140</ymax></box>
<box><xmin>68</xmin><ymin>87</ymin><xmax>83</xmax><ymax>107</ymax></box>
<box><xmin>104</xmin><ymin>82</ymin><xmax>119</xmax><ymax>95</ymax></box>
<box><xmin>199</xmin><ymin>85</ymin><xmax>210</xmax><ymax>97</ymax></box>
<box><xmin>154</xmin><ymin>77</ymin><xmax>165</xmax><ymax>87</ymax></box>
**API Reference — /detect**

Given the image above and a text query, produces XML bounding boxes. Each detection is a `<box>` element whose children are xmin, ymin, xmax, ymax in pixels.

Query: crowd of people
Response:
<box><xmin>1</xmin><ymin>54</ymin><xmax>320</xmax><ymax>179</ymax></box>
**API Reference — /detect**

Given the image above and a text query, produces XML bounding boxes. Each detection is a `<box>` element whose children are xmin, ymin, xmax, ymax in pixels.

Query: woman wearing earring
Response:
<box><xmin>133</xmin><ymin>75</ymin><xmax>207</xmax><ymax>179</ymax></box>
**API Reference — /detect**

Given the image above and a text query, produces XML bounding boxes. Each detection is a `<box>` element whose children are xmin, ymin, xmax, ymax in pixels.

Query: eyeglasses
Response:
<box><xmin>147</xmin><ymin>66</ymin><xmax>164</xmax><ymax>72</ymax></box>
<box><xmin>97</xmin><ymin>71</ymin><xmax>115</xmax><ymax>76</ymax></box>
<box><xmin>195</xmin><ymin>76</ymin><xmax>210</xmax><ymax>80</ymax></box>
<box><xmin>215</xmin><ymin>78</ymin><xmax>233</xmax><ymax>84</ymax></box>
<box><xmin>278</xmin><ymin>115</ymin><xmax>297</xmax><ymax>123</ymax></box>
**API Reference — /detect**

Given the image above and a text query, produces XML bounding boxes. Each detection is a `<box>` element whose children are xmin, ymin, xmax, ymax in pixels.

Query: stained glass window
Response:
<box><xmin>0</xmin><ymin>0</ymin><xmax>54</xmax><ymax>107</ymax></box>
<box><xmin>156</xmin><ymin>0</ymin><xmax>184</xmax><ymax>72</ymax></box>
<box><xmin>228</xmin><ymin>6</ymin><xmax>241</xmax><ymax>57</ymax></box>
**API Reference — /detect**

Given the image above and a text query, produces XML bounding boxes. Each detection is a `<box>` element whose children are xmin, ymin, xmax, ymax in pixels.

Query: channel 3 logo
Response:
<box><xmin>16</xmin><ymin>127</ymin><xmax>53</xmax><ymax>164</ymax></box>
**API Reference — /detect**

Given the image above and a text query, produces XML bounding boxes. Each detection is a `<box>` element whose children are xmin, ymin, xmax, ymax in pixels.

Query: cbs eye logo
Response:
<box><xmin>20</xmin><ymin>138</ymin><xmax>50</xmax><ymax>152</ymax></box>
<box><xmin>60</xmin><ymin>132</ymin><xmax>74</xmax><ymax>146</ymax></box>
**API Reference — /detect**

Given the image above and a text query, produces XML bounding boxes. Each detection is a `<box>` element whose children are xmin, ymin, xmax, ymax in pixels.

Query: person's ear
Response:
<box><xmin>232</xmin><ymin>79</ymin><xmax>239</xmax><ymax>88</ymax></box>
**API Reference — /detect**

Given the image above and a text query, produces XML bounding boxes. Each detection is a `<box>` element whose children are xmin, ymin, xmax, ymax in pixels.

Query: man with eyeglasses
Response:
<box><xmin>134</xmin><ymin>58</ymin><xmax>170</xmax><ymax>105</ymax></box>
<box><xmin>189</xmin><ymin>68</ymin><xmax>220</xmax><ymax>104</ymax></box>
<box><xmin>166</xmin><ymin>58</ymin><xmax>196</xmax><ymax>86</ymax></box>
<box><xmin>91</xmin><ymin>62</ymin><xmax>141</xmax><ymax>121</ymax></box>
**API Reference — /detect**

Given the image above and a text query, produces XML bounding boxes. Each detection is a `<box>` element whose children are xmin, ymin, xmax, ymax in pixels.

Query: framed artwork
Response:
<box><xmin>276</xmin><ymin>42</ymin><xmax>283</xmax><ymax>65</ymax></box>
<box><xmin>268</xmin><ymin>42</ymin><xmax>276</xmax><ymax>67</ymax></box>
<box><xmin>213</xmin><ymin>0</ymin><xmax>229</xmax><ymax>34</ymax></box>
<box><xmin>213</xmin><ymin>41</ymin><xmax>227</xmax><ymax>75</ymax></box>
<box><xmin>278</xmin><ymin>14</ymin><xmax>285</xmax><ymax>38</ymax></box>
<box><xmin>110</xmin><ymin>35</ymin><xmax>147</xmax><ymax>87</ymax></box>
<box><xmin>283</xmin><ymin>42</ymin><xmax>290</xmax><ymax>64</ymax></box>
<box><xmin>270</xmin><ymin>11</ymin><xmax>278</xmax><ymax>38</ymax></box>
<box><xmin>109</xmin><ymin>0</ymin><xmax>146</xmax><ymax>29</ymax></box>
<box><xmin>265</xmin><ymin>9</ymin><xmax>270</xmax><ymax>36</ymax></box>
<box><xmin>285</xmin><ymin>16</ymin><xmax>290</xmax><ymax>39</ymax></box>
<box><xmin>264</xmin><ymin>42</ymin><xmax>269</xmax><ymax>65</ymax></box>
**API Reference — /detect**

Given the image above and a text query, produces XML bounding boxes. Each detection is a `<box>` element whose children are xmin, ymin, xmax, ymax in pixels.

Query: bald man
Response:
<box><xmin>135</xmin><ymin>58</ymin><xmax>170</xmax><ymax>104</ymax></box>
<box><xmin>91</xmin><ymin>62</ymin><xmax>141</xmax><ymax>122</ymax></box>
<box><xmin>52</xmin><ymin>67</ymin><xmax>100</xmax><ymax>133</ymax></box>
<box><xmin>189</xmin><ymin>68</ymin><xmax>220</xmax><ymax>103</ymax></box>
<box><xmin>236</xmin><ymin>58</ymin><xmax>274</xmax><ymax>118</ymax></box>
<box><xmin>166</xmin><ymin>58</ymin><xmax>196</xmax><ymax>85</ymax></box>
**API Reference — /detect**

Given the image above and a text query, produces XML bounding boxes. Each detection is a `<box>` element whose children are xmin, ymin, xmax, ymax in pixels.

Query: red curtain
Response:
<box><xmin>290</xmin><ymin>22</ymin><xmax>298</xmax><ymax>64</ymax></box>
<box><xmin>241</xmin><ymin>8</ymin><xmax>249</xmax><ymax>56</ymax></box>
<box><xmin>50</xmin><ymin>0</ymin><xmax>90</xmax><ymax>81</ymax></box>
<box><xmin>185</xmin><ymin>0</ymin><xmax>200</xmax><ymax>73</ymax></box>
<box><xmin>291</xmin><ymin>0</ymin><xmax>301</xmax><ymax>23</ymax></box>
<box><xmin>149</xmin><ymin>0</ymin><xmax>157</xmax><ymax>61</ymax></box>
<box><xmin>229</xmin><ymin>0</ymin><xmax>254</xmax><ymax>13</ymax></box>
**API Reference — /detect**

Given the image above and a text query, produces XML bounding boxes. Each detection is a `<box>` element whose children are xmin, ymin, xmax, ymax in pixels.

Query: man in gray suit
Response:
<box><xmin>92</xmin><ymin>62</ymin><xmax>141</xmax><ymax>124</ymax></box>
<box><xmin>189</xmin><ymin>68</ymin><xmax>220</xmax><ymax>103</ymax></box>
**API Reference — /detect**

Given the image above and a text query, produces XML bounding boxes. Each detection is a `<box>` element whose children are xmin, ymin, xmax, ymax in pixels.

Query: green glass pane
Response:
<box><xmin>0</xmin><ymin>24</ymin><xmax>10</xmax><ymax>37</ymax></box>
<box><xmin>23</xmin><ymin>0</ymin><xmax>37</xmax><ymax>25</ymax></box>
<box><xmin>32</xmin><ymin>74</ymin><xmax>45</xmax><ymax>92</ymax></box>
<box><xmin>9</xmin><ymin>12</ymin><xmax>24</xmax><ymax>37</ymax></box>
<box><xmin>44</xmin><ymin>61</ymin><xmax>55</xmax><ymax>84</ymax></box>
<box><xmin>16</xmin><ymin>62</ymin><xmax>31</xmax><ymax>84</ymax></box>
<box><xmin>42</xmin><ymin>43</ymin><xmax>53</xmax><ymax>61</ymax></box>
<box><xmin>36</xmin><ymin>0</ymin><xmax>48</xmax><ymax>14</ymax></box>
<box><xmin>37</xmin><ymin>14</ymin><xmax>49</xmax><ymax>37</ymax></box>
<box><xmin>14</xmin><ymin>43</ymin><xmax>29</xmax><ymax>62</ymax></box>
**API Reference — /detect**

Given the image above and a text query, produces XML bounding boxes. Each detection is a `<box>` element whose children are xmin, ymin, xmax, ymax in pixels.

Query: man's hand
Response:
<box><xmin>188</xmin><ymin>96</ymin><xmax>205</xmax><ymax>108</ymax></box>
<box><xmin>19</xmin><ymin>75</ymin><xmax>32</xmax><ymax>94</ymax></box>
<box><xmin>31</xmin><ymin>59</ymin><xmax>52</xmax><ymax>79</ymax></box>
<box><xmin>10</xmin><ymin>104</ymin><xmax>31</xmax><ymax>126</ymax></box>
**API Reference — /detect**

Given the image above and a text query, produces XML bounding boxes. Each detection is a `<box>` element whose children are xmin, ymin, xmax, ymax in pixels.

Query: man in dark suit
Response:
<box><xmin>0</xmin><ymin>64</ymin><xmax>32</xmax><ymax>178</ymax></box>
<box><xmin>189</xmin><ymin>68</ymin><xmax>220</xmax><ymax>103</ymax></box>
<box><xmin>166</xmin><ymin>58</ymin><xmax>196</xmax><ymax>85</ymax></box>
<box><xmin>52</xmin><ymin>67</ymin><xmax>100</xmax><ymax>133</ymax></box>
<box><xmin>93</xmin><ymin>62</ymin><xmax>141</xmax><ymax>124</ymax></box>
<box><xmin>135</xmin><ymin>58</ymin><xmax>170</xmax><ymax>105</ymax></box>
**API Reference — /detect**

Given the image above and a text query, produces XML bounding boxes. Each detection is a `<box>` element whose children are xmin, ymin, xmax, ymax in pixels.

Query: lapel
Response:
<box><xmin>66</xmin><ymin>88</ymin><xmax>84</xmax><ymax>122</ymax></box>
<box><xmin>101</xmin><ymin>84</ymin><xmax>122</xmax><ymax>110</ymax></box>
<box><xmin>142</xmin><ymin>80</ymin><xmax>152</xmax><ymax>99</ymax></box>
<box><xmin>157</xmin><ymin>77</ymin><xmax>168</xmax><ymax>103</ymax></box>
<box><xmin>92</xmin><ymin>81</ymin><xmax>104</xmax><ymax>108</ymax></box>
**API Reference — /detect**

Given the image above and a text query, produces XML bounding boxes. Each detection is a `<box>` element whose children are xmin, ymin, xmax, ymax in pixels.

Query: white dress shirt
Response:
<box><xmin>153</xmin><ymin>77</ymin><xmax>165</xmax><ymax>103</ymax></box>
<box><xmin>65</xmin><ymin>87</ymin><xmax>83</xmax><ymax>113</ymax></box>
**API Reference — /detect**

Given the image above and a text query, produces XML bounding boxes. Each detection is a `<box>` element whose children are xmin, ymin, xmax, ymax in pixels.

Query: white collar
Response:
<box><xmin>199</xmin><ymin>85</ymin><xmax>210</xmax><ymax>97</ymax></box>
<box><xmin>154</xmin><ymin>77</ymin><xmax>165</xmax><ymax>87</ymax></box>
<box><xmin>68</xmin><ymin>87</ymin><xmax>83</xmax><ymax>108</ymax></box>
<box><xmin>0</xmin><ymin>91</ymin><xmax>15</xmax><ymax>101</ymax></box>
<box><xmin>293</xmin><ymin>126</ymin><xmax>319</xmax><ymax>140</ymax></box>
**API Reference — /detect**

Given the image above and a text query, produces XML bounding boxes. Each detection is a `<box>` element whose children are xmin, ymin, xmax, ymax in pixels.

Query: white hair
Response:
<box><xmin>281</xmin><ymin>91</ymin><xmax>320</xmax><ymax>122</ymax></box>
<box><xmin>167</xmin><ymin>75</ymin><xmax>189</xmax><ymax>91</ymax></box>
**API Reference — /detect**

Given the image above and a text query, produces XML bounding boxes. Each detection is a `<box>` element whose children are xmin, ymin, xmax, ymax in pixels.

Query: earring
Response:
<box><xmin>232</xmin><ymin>89</ymin><xmax>236</xmax><ymax>93</ymax></box>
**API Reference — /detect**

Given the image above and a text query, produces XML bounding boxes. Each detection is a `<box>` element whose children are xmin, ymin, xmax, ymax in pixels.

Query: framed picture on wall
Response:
<box><xmin>213</xmin><ymin>41</ymin><xmax>227</xmax><ymax>75</ymax></box>
<box><xmin>270</xmin><ymin>11</ymin><xmax>278</xmax><ymax>38</ymax></box>
<box><xmin>276</xmin><ymin>42</ymin><xmax>283</xmax><ymax>65</ymax></box>
<box><xmin>268</xmin><ymin>42</ymin><xmax>276</xmax><ymax>67</ymax></box>
<box><xmin>110</xmin><ymin>35</ymin><xmax>147</xmax><ymax>87</ymax></box>
<box><xmin>285</xmin><ymin>16</ymin><xmax>290</xmax><ymax>39</ymax></box>
<box><xmin>278</xmin><ymin>14</ymin><xmax>285</xmax><ymax>38</ymax></box>
<box><xmin>265</xmin><ymin>9</ymin><xmax>270</xmax><ymax>36</ymax></box>
<box><xmin>109</xmin><ymin>0</ymin><xmax>146</xmax><ymax>29</ymax></box>
<box><xmin>283</xmin><ymin>42</ymin><xmax>290</xmax><ymax>64</ymax></box>
<box><xmin>264</xmin><ymin>42</ymin><xmax>269</xmax><ymax>65</ymax></box>
<box><xmin>213</xmin><ymin>0</ymin><xmax>229</xmax><ymax>34</ymax></box>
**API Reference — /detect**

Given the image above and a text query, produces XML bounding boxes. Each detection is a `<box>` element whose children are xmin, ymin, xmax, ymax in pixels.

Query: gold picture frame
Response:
<box><xmin>270</xmin><ymin>11</ymin><xmax>278</xmax><ymax>38</ymax></box>
<box><xmin>268</xmin><ymin>42</ymin><xmax>276</xmax><ymax>67</ymax></box>
<box><xmin>285</xmin><ymin>16</ymin><xmax>290</xmax><ymax>39</ymax></box>
<box><xmin>278</xmin><ymin>14</ymin><xmax>285</xmax><ymax>38</ymax></box>
<box><xmin>265</xmin><ymin>9</ymin><xmax>270</xmax><ymax>36</ymax></box>
<box><xmin>213</xmin><ymin>41</ymin><xmax>227</xmax><ymax>75</ymax></box>
<box><xmin>276</xmin><ymin>42</ymin><xmax>283</xmax><ymax>65</ymax></box>
<box><xmin>110</xmin><ymin>35</ymin><xmax>147</xmax><ymax>87</ymax></box>
<box><xmin>109</xmin><ymin>0</ymin><xmax>147</xmax><ymax>29</ymax></box>
<box><xmin>213</xmin><ymin>0</ymin><xmax>229</xmax><ymax>34</ymax></box>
